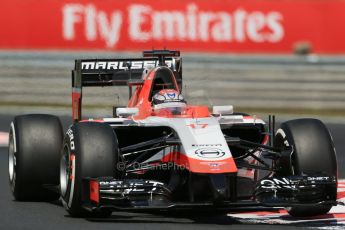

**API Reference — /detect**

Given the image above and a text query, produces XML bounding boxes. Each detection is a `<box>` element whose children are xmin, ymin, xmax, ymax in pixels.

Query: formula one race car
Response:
<box><xmin>8</xmin><ymin>50</ymin><xmax>338</xmax><ymax>218</ymax></box>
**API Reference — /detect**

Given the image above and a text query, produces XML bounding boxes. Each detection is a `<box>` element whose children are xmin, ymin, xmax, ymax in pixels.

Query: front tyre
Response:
<box><xmin>275</xmin><ymin>118</ymin><xmax>337</xmax><ymax>217</ymax></box>
<box><xmin>60</xmin><ymin>122</ymin><xmax>119</xmax><ymax>217</ymax></box>
<box><xmin>9</xmin><ymin>114</ymin><xmax>63</xmax><ymax>201</ymax></box>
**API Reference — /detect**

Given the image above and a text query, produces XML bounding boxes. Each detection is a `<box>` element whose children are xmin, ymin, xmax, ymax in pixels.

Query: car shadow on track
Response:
<box><xmin>48</xmin><ymin>199</ymin><xmax>327</xmax><ymax>228</ymax></box>
<box><xmin>83</xmin><ymin>211</ymin><xmax>343</xmax><ymax>229</ymax></box>
<box><xmin>84</xmin><ymin>210</ymin><xmax>243</xmax><ymax>225</ymax></box>
<box><xmin>24</xmin><ymin>196</ymin><xmax>240</xmax><ymax>225</ymax></box>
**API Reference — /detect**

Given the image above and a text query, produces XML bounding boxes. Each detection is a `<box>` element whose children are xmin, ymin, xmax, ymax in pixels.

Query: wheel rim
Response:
<box><xmin>60</xmin><ymin>146</ymin><xmax>70</xmax><ymax>197</ymax></box>
<box><xmin>8</xmin><ymin>126</ymin><xmax>16</xmax><ymax>192</ymax></box>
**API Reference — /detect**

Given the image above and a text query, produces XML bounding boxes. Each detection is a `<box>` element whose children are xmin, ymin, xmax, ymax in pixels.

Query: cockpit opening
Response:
<box><xmin>150</xmin><ymin>67</ymin><xmax>178</xmax><ymax>100</ymax></box>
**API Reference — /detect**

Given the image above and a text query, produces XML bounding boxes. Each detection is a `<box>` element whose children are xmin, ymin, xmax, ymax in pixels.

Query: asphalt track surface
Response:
<box><xmin>0</xmin><ymin>114</ymin><xmax>344</xmax><ymax>230</ymax></box>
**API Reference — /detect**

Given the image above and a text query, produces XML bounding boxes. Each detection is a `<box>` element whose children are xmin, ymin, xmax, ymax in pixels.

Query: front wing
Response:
<box><xmin>81</xmin><ymin>175</ymin><xmax>337</xmax><ymax>212</ymax></box>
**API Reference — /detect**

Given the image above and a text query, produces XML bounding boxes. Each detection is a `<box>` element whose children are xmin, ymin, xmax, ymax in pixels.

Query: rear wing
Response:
<box><xmin>72</xmin><ymin>51</ymin><xmax>182</xmax><ymax>121</ymax></box>
<box><xmin>72</xmin><ymin>57</ymin><xmax>182</xmax><ymax>88</ymax></box>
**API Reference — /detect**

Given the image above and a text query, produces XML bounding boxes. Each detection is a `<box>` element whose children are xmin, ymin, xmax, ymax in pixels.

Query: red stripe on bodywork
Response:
<box><xmin>262</xmin><ymin>134</ymin><xmax>269</xmax><ymax>145</ymax></box>
<box><xmin>72</xmin><ymin>91</ymin><xmax>81</xmax><ymax>121</ymax></box>
<box><xmin>90</xmin><ymin>180</ymin><xmax>100</xmax><ymax>203</ymax></box>
<box><xmin>80</xmin><ymin>119</ymin><xmax>104</xmax><ymax>123</ymax></box>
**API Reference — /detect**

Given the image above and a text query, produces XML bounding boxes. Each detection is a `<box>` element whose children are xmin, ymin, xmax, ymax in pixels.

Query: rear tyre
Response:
<box><xmin>60</xmin><ymin>122</ymin><xmax>119</xmax><ymax>217</ymax></box>
<box><xmin>8</xmin><ymin>114</ymin><xmax>63</xmax><ymax>201</ymax></box>
<box><xmin>274</xmin><ymin>118</ymin><xmax>337</xmax><ymax>217</ymax></box>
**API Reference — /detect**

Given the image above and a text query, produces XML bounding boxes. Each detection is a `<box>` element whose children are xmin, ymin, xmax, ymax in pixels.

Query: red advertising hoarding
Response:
<box><xmin>0</xmin><ymin>0</ymin><xmax>344</xmax><ymax>53</ymax></box>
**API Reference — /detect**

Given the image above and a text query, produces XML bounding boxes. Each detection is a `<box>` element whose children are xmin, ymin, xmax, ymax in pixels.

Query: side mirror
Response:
<box><xmin>212</xmin><ymin>105</ymin><xmax>233</xmax><ymax>116</ymax></box>
<box><xmin>116</xmin><ymin>107</ymin><xmax>139</xmax><ymax>117</ymax></box>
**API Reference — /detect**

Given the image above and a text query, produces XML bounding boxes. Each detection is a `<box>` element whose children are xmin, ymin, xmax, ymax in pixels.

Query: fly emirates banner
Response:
<box><xmin>1</xmin><ymin>0</ymin><xmax>345</xmax><ymax>53</ymax></box>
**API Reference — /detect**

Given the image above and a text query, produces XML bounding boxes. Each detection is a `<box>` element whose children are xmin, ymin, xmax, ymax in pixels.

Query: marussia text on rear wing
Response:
<box><xmin>72</xmin><ymin>58</ymin><xmax>182</xmax><ymax>87</ymax></box>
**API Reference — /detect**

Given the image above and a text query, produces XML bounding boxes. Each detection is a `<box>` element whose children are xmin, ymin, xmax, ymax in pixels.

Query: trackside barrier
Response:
<box><xmin>1</xmin><ymin>52</ymin><xmax>345</xmax><ymax>116</ymax></box>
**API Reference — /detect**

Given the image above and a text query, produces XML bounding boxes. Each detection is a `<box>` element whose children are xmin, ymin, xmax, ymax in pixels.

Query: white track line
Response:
<box><xmin>0</xmin><ymin>132</ymin><xmax>9</xmax><ymax>147</ymax></box>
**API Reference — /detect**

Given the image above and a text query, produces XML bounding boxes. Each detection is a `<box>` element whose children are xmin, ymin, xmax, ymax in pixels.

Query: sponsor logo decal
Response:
<box><xmin>260</xmin><ymin>178</ymin><xmax>293</xmax><ymax>189</ymax></box>
<box><xmin>66</xmin><ymin>128</ymin><xmax>75</xmax><ymax>150</ymax></box>
<box><xmin>166</xmin><ymin>93</ymin><xmax>176</xmax><ymax>99</ymax></box>
<box><xmin>99</xmin><ymin>180</ymin><xmax>164</xmax><ymax>186</ymax></box>
<box><xmin>259</xmin><ymin>176</ymin><xmax>333</xmax><ymax>189</ymax></box>
<box><xmin>62</xmin><ymin>3</ymin><xmax>284</xmax><ymax>48</ymax></box>
<box><xmin>200</xmin><ymin>162</ymin><xmax>227</xmax><ymax>170</ymax></box>
<box><xmin>81</xmin><ymin>60</ymin><xmax>172</xmax><ymax>70</ymax></box>
<box><xmin>192</xmin><ymin>143</ymin><xmax>222</xmax><ymax>147</ymax></box>
<box><xmin>195</xmin><ymin>148</ymin><xmax>225</xmax><ymax>159</ymax></box>
<box><xmin>99</xmin><ymin>180</ymin><xmax>165</xmax><ymax>193</ymax></box>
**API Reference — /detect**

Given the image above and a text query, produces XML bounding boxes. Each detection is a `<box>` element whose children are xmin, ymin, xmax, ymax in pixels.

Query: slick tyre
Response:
<box><xmin>275</xmin><ymin>118</ymin><xmax>337</xmax><ymax>217</ymax></box>
<box><xmin>8</xmin><ymin>114</ymin><xmax>63</xmax><ymax>201</ymax></box>
<box><xmin>60</xmin><ymin>122</ymin><xmax>119</xmax><ymax>217</ymax></box>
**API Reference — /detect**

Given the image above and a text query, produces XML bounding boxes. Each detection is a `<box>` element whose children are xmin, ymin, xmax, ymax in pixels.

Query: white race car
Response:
<box><xmin>8</xmin><ymin>50</ymin><xmax>338</xmax><ymax>218</ymax></box>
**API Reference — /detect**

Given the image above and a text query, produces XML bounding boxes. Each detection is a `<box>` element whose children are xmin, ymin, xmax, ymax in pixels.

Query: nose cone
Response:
<box><xmin>188</xmin><ymin>173</ymin><xmax>236</xmax><ymax>202</ymax></box>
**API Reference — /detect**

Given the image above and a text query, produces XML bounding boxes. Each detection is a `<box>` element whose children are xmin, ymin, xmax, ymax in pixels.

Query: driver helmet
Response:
<box><xmin>152</xmin><ymin>89</ymin><xmax>186</xmax><ymax>109</ymax></box>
